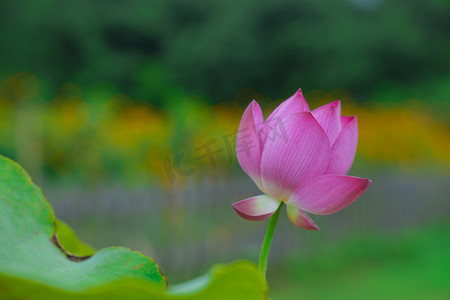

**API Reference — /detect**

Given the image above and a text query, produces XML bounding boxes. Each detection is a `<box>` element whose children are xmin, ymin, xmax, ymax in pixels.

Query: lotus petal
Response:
<box><xmin>312</xmin><ymin>101</ymin><xmax>341</xmax><ymax>145</ymax></box>
<box><xmin>232</xmin><ymin>195</ymin><xmax>280</xmax><ymax>221</ymax></box>
<box><xmin>260</xmin><ymin>112</ymin><xmax>331</xmax><ymax>200</ymax></box>
<box><xmin>265</xmin><ymin>89</ymin><xmax>309</xmax><ymax>123</ymax></box>
<box><xmin>236</xmin><ymin>100</ymin><xmax>264</xmax><ymax>189</ymax></box>
<box><xmin>326</xmin><ymin>116</ymin><xmax>358</xmax><ymax>175</ymax></box>
<box><xmin>288</xmin><ymin>174</ymin><xmax>371</xmax><ymax>215</ymax></box>
<box><xmin>286</xmin><ymin>206</ymin><xmax>319</xmax><ymax>230</ymax></box>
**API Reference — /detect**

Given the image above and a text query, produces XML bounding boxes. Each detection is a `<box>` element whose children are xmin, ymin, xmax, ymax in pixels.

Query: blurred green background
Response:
<box><xmin>0</xmin><ymin>0</ymin><xmax>449</xmax><ymax>299</ymax></box>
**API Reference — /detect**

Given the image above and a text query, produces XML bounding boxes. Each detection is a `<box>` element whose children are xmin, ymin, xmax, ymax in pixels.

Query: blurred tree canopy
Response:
<box><xmin>1</xmin><ymin>0</ymin><xmax>449</xmax><ymax>103</ymax></box>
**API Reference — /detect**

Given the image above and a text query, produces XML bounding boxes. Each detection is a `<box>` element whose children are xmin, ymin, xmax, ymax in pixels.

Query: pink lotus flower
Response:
<box><xmin>233</xmin><ymin>89</ymin><xmax>371</xmax><ymax>230</ymax></box>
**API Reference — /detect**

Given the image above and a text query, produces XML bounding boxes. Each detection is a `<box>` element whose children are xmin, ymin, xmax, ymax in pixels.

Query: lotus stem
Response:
<box><xmin>258</xmin><ymin>201</ymin><xmax>284</xmax><ymax>284</ymax></box>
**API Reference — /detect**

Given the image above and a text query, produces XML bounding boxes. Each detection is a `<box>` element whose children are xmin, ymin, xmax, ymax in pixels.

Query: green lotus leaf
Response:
<box><xmin>0</xmin><ymin>261</ymin><xmax>266</xmax><ymax>299</ymax></box>
<box><xmin>0</xmin><ymin>155</ymin><xmax>267</xmax><ymax>299</ymax></box>
<box><xmin>0</xmin><ymin>155</ymin><xmax>166</xmax><ymax>292</ymax></box>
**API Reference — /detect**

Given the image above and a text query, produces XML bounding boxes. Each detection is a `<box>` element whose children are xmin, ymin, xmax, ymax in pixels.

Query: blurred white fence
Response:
<box><xmin>45</xmin><ymin>171</ymin><xmax>450</xmax><ymax>282</ymax></box>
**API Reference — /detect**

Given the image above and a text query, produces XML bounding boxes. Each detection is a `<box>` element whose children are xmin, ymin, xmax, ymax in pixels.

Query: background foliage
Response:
<box><xmin>0</xmin><ymin>0</ymin><xmax>449</xmax><ymax>299</ymax></box>
<box><xmin>1</xmin><ymin>0</ymin><xmax>450</xmax><ymax>102</ymax></box>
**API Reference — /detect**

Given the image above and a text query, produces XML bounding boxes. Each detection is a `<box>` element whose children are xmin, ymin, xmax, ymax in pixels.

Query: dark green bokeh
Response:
<box><xmin>1</xmin><ymin>0</ymin><xmax>449</xmax><ymax>103</ymax></box>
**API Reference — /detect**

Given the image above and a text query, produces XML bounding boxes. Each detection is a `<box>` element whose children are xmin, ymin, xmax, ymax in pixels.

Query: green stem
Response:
<box><xmin>258</xmin><ymin>201</ymin><xmax>284</xmax><ymax>283</ymax></box>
